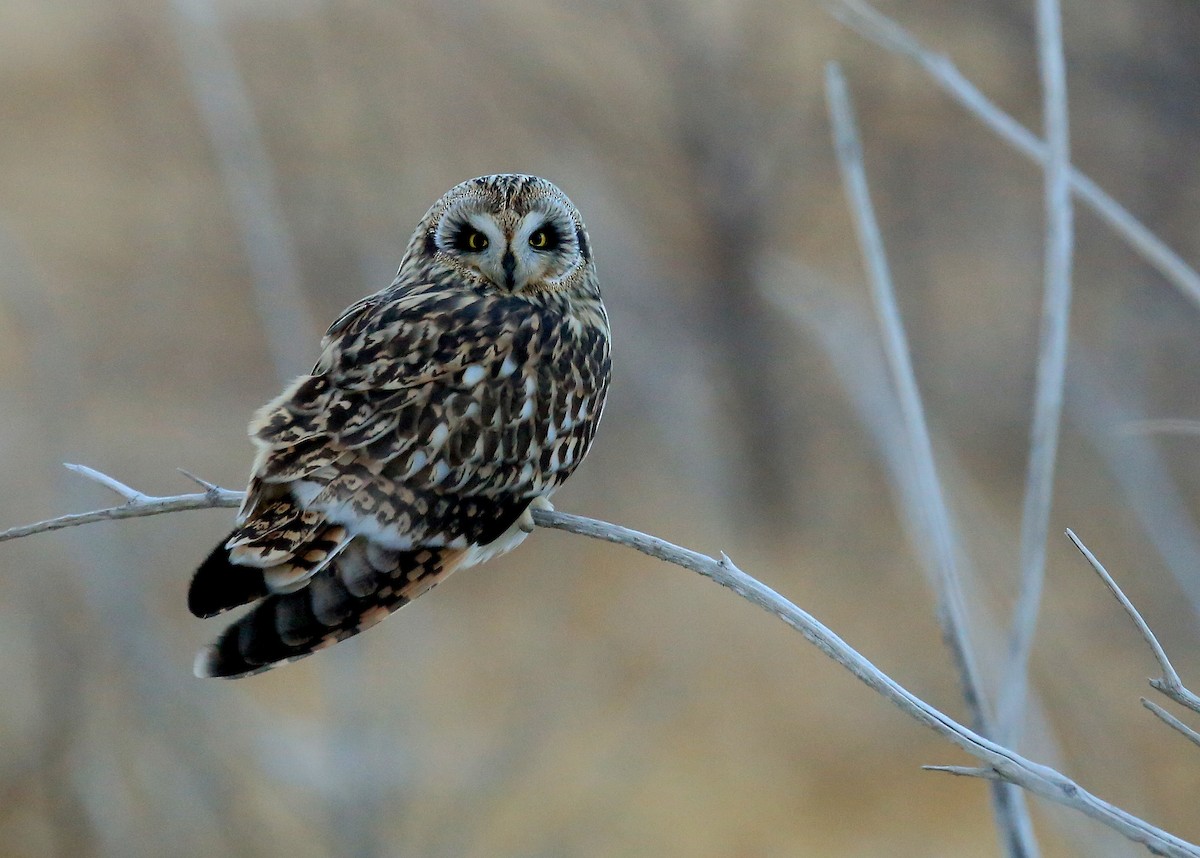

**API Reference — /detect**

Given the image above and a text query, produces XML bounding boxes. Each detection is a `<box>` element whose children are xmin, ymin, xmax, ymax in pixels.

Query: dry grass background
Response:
<box><xmin>1</xmin><ymin>1</ymin><xmax>1199</xmax><ymax>855</ymax></box>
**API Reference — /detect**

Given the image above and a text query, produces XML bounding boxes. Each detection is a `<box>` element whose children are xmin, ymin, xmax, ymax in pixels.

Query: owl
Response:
<box><xmin>188</xmin><ymin>174</ymin><xmax>611</xmax><ymax>678</ymax></box>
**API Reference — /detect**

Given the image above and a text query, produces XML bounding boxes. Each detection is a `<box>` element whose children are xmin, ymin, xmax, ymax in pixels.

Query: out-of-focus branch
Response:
<box><xmin>829</xmin><ymin>0</ymin><xmax>1200</xmax><ymax>313</ymax></box>
<box><xmin>1067</xmin><ymin>530</ymin><xmax>1200</xmax><ymax>718</ymax></box>
<box><xmin>167</xmin><ymin>0</ymin><xmax>318</xmax><ymax>377</ymax></box>
<box><xmin>824</xmin><ymin>62</ymin><xmax>1039</xmax><ymax>857</ymax></box>
<box><xmin>1119</xmin><ymin>419</ymin><xmax>1200</xmax><ymax>438</ymax></box>
<box><xmin>1142</xmin><ymin>700</ymin><xmax>1200</xmax><ymax>750</ymax></box>
<box><xmin>0</xmin><ymin>466</ymin><xmax>1196</xmax><ymax>855</ymax></box>
<box><xmin>999</xmin><ymin>0</ymin><xmax>1075</xmax><ymax>757</ymax></box>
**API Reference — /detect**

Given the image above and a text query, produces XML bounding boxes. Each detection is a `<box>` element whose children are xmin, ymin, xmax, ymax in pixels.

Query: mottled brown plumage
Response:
<box><xmin>190</xmin><ymin>174</ymin><xmax>610</xmax><ymax>678</ymax></box>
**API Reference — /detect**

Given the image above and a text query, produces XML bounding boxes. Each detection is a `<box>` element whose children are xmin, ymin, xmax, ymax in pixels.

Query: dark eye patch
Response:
<box><xmin>452</xmin><ymin>226</ymin><xmax>489</xmax><ymax>252</ymax></box>
<box><xmin>528</xmin><ymin>223</ymin><xmax>562</xmax><ymax>251</ymax></box>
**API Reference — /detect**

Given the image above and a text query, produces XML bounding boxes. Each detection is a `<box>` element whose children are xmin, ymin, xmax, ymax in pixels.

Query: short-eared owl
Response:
<box><xmin>189</xmin><ymin>174</ymin><xmax>611</xmax><ymax>678</ymax></box>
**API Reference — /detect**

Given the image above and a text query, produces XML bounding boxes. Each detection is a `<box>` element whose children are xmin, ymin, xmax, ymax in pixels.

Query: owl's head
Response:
<box><xmin>404</xmin><ymin>174</ymin><xmax>597</xmax><ymax>298</ymax></box>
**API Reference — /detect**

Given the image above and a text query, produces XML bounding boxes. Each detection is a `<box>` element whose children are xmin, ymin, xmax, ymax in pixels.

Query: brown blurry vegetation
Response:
<box><xmin>1</xmin><ymin>0</ymin><xmax>1199</xmax><ymax>855</ymax></box>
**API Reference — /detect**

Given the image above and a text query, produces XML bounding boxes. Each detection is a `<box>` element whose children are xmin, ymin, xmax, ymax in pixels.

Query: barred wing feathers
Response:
<box><xmin>188</xmin><ymin>285</ymin><xmax>610</xmax><ymax>677</ymax></box>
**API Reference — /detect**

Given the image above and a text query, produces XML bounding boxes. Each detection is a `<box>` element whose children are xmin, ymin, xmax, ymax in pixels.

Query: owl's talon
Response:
<box><xmin>519</xmin><ymin>497</ymin><xmax>555</xmax><ymax>533</ymax></box>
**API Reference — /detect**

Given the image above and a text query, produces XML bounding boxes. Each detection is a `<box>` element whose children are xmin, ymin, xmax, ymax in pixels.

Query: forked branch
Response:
<box><xmin>1067</xmin><ymin>530</ymin><xmax>1200</xmax><ymax>731</ymax></box>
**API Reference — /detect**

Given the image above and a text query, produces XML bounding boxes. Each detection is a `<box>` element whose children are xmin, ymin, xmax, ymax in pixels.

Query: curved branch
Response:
<box><xmin>536</xmin><ymin>510</ymin><xmax>1195</xmax><ymax>856</ymax></box>
<box><xmin>0</xmin><ymin>466</ymin><xmax>1196</xmax><ymax>856</ymax></box>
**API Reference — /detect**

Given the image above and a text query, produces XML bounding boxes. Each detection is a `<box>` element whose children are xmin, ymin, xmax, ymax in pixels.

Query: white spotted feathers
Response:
<box><xmin>189</xmin><ymin>175</ymin><xmax>611</xmax><ymax>678</ymax></box>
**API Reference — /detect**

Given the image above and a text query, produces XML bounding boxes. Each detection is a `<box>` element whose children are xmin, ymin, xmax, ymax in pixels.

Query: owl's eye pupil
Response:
<box><xmin>453</xmin><ymin>227</ymin><xmax>489</xmax><ymax>252</ymax></box>
<box><xmin>529</xmin><ymin>225</ymin><xmax>560</xmax><ymax>251</ymax></box>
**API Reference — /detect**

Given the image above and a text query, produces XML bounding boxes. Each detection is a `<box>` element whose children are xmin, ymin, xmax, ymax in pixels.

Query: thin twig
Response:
<box><xmin>998</xmin><ymin>0</ymin><xmax>1076</xmax><ymax>755</ymax></box>
<box><xmin>0</xmin><ymin>467</ymin><xmax>241</xmax><ymax>543</ymax></box>
<box><xmin>1066</xmin><ymin>530</ymin><xmax>1200</xmax><ymax>715</ymax></box>
<box><xmin>924</xmin><ymin>765</ymin><xmax>1002</xmax><ymax>780</ymax></box>
<box><xmin>1069</xmin><ymin>355</ymin><xmax>1200</xmax><ymax>618</ymax></box>
<box><xmin>828</xmin><ymin>0</ymin><xmax>1200</xmax><ymax>312</ymax></box>
<box><xmin>1142</xmin><ymin>699</ymin><xmax>1200</xmax><ymax>750</ymax></box>
<box><xmin>0</xmin><ymin>466</ymin><xmax>1196</xmax><ymax>855</ymax></box>
<box><xmin>1117</xmin><ymin>419</ymin><xmax>1200</xmax><ymax>438</ymax></box>
<box><xmin>824</xmin><ymin>62</ymin><xmax>1038</xmax><ymax>857</ymax></box>
<box><xmin>63</xmin><ymin>463</ymin><xmax>149</xmax><ymax>501</ymax></box>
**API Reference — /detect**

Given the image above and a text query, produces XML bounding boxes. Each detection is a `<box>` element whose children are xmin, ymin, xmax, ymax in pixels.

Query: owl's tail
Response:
<box><xmin>191</xmin><ymin>541</ymin><xmax>465</xmax><ymax>679</ymax></box>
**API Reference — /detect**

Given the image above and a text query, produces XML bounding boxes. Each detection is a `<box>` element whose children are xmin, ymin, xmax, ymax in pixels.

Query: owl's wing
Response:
<box><xmin>246</xmin><ymin>286</ymin><xmax>568</xmax><ymax>510</ymax></box>
<box><xmin>187</xmin><ymin>285</ymin><xmax>592</xmax><ymax>622</ymax></box>
<box><xmin>189</xmin><ymin>284</ymin><xmax>608</xmax><ymax>677</ymax></box>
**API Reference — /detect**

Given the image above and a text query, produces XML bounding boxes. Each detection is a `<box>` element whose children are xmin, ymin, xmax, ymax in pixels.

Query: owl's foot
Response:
<box><xmin>518</xmin><ymin>496</ymin><xmax>555</xmax><ymax>533</ymax></box>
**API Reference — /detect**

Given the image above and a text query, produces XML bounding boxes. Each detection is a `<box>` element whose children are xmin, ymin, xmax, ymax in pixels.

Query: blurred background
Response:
<box><xmin>1</xmin><ymin>0</ymin><xmax>1199</xmax><ymax>855</ymax></box>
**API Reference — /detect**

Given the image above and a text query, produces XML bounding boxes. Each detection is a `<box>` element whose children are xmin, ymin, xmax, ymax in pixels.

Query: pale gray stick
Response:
<box><xmin>824</xmin><ymin>62</ymin><xmax>1039</xmax><ymax>857</ymax></box>
<box><xmin>829</xmin><ymin>0</ymin><xmax>1200</xmax><ymax>312</ymax></box>
<box><xmin>824</xmin><ymin>61</ymin><xmax>987</xmax><ymax>723</ymax></box>
<box><xmin>1118</xmin><ymin>419</ymin><xmax>1200</xmax><ymax>438</ymax></box>
<box><xmin>1142</xmin><ymin>700</ymin><xmax>1200</xmax><ymax>750</ymax></box>
<box><xmin>762</xmin><ymin>265</ymin><xmax>1127</xmax><ymax>858</ymax></box>
<box><xmin>1068</xmin><ymin>356</ymin><xmax>1200</xmax><ymax>618</ymax></box>
<box><xmin>0</xmin><ymin>465</ymin><xmax>1196</xmax><ymax>855</ymax></box>
<box><xmin>166</xmin><ymin>0</ymin><xmax>318</xmax><ymax>374</ymax></box>
<box><xmin>1066</xmin><ymin>530</ymin><xmax>1200</xmax><ymax>715</ymax></box>
<box><xmin>0</xmin><ymin>466</ymin><xmax>240</xmax><ymax>543</ymax></box>
<box><xmin>998</xmin><ymin>0</ymin><xmax>1076</xmax><ymax>753</ymax></box>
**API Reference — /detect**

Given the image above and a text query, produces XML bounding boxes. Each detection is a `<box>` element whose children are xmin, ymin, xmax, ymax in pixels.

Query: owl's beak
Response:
<box><xmin>501</xmin><ymin>249</ymin><xmax>517</xmax><ymax>290</ymax></box>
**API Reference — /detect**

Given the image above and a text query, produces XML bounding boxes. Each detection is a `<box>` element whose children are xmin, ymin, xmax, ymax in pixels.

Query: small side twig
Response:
<box><xmin>1142</xmin><ymin>699</ymin><xmax>1200</xmax><ymax>750</ymax></box>
<box><xmin>63</xmin><ymin>463</ymin><xmax>149</xmax><ymax>502</ymax></box>
<box><xmin>1066</xmin><ymin>529</ymin><xmax>1200</xmax><ymax>716</ymax></box>
<box><xmin>0</xmin><ymin>465</ymin><xmax>241</xmax><ymax>544</ymax></box>
<box><xmin>924</xmin><ymin>765</ymin><xmax>1002</xmax><ymax>781</ymax></box>
<box><xmin>1068</xmin><ymin>530</ymin><xmax>1200</xmax><ymax>748</ymax></box>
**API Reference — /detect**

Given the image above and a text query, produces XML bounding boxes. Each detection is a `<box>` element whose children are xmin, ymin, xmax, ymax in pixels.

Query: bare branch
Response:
<box><xmin>0</xmin><ymin>466</ymin><xmax>241</xmax><ymax>543</ymax></box>
<box><xmin>1118</xmin><ymin>419</ymin><xmax>1200</xmax><ymax>438</ymax></box>
<box><xmin>829</xmin><ymin>0</ymin><xmax>1200</xmax><ymax>312</ymax></box>
<box><xmin>824</xmin><ymin>60</ymin><xmax>988</xmax><ymax>723</ymax></box>
<box><xmin>1067</xmin><ymin>529</ymin><xmax>1200</xmax><ymax>715</ymax></box>
<box><xmin>998</xmin><ymin>0</ymin><xmax>1076</xmax><ymax>753</ymax></box>
<box><xmin>924</xmin><ymin>765</ymin><xmax>1003</xmax><ymax>781</ymax></box>
<box><xmin>824</xmin><ymin>62</ymin><xmax>1038</xmax><ymax>856</ymax></box>
<box><xmin>63</xmin><ymin>463</ymin><xmax>149</xmax><ymax>501</ymax></box>
<box><xmin>0</xmin><ymin>465</ymin><xmax>1195</xmax><ymax>854</ymax></box>
<box><xmin>537</xmin><ymin>509</ymin><xmax>1198</xmax><ymax>857</ymax></box>
<box><xmin>1142</xmin><ymin>699</ymin><xmax>1200</xmax><ymax>750</ymax></box>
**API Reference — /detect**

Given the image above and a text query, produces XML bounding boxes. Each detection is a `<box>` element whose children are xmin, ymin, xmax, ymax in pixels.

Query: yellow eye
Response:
<box><xmin>454</xmin><ymin>227</ymin><xmax>489</xmax><ymax>252</ymax></box>
<box><xmin>528</xmin><ymin>225</ymin><xmax>560</xmax><ymax>250</ymax></box>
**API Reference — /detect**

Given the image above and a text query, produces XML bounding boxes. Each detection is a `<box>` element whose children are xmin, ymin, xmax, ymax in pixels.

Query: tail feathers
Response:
<box><xmin>194</xmin><ymin>545</ymin><xmax>463</xmax><ymax>679</ymax></box>
<box><xmin>188</xmin><ymin>524</ymin><xmax>349</xmax><ymax>618</ymax></box>
<box><xmin>188</xmin><ymin>537</ymin><xmax>268</xmax><ymax>618</ymax></box>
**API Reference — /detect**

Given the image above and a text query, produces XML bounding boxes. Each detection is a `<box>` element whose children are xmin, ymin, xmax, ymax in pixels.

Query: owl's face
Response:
<box><xmin>406</xmin><ymin>175</ymin><xmax>596</xmax><ymax>297</ymax></box>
